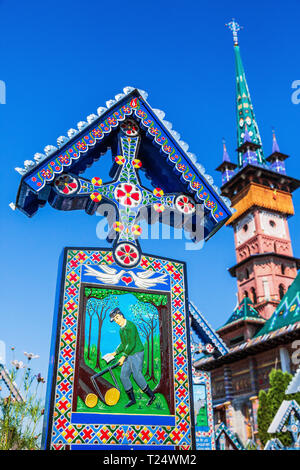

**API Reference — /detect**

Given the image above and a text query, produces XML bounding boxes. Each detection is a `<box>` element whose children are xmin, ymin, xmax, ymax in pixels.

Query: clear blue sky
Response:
<box><xmin>0</xmin><ymin>0</ymin><xmax>299</xmax><ymax>383</ymax></box>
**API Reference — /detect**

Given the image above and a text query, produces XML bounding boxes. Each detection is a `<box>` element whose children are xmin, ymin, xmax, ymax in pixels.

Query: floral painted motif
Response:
<box><xmin>55</xmin><ymin>174</ymin><xmax>78</xmax><ymax>195</ymax></box>
<box><xmin>175</xmin><ymin>195</ymin><xmax>196</xmax><ymax>215</ymax></box>
<box><xmin>120</xmin><ymin>119</ymin><xmax>139</xmax><ymax>136</ymax></box>
<box><xmin>114</xmin><ymin>183</ymin><xmax>142</xmax><ymax>208</ymax></box>
<box><xmin>114</xmin><ymin>243</ymin><xmax>140</xmax><ymax>267</ymax></box>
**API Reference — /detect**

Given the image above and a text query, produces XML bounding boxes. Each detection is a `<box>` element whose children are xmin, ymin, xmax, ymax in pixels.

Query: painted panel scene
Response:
<box><xmin>193</xmin><ymin>384</ymin><xmax>209</xmax><ymax>430</ymax></box>
<box><xmin>74</xmin><ymin>287</ymin><xmax>175</xmax><ymax>416</ymax></box>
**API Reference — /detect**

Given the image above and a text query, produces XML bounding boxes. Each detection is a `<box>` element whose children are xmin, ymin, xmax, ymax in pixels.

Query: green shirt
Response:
<box><xmin>115</xmin><ymin>320</ymin><xmax>144</xmax><ymax>358</ymax></box>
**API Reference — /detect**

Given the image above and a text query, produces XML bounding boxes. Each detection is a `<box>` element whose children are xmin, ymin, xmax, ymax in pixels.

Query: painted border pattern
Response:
<box><xmin>24</xmin><ymin>96</ymin><xmax>228</xmax><ymax>223</ymax></box>
<box><xmin>48</xmin><ymin>249</ymin><xmax>194</xmax><ymax>450</ymax></box>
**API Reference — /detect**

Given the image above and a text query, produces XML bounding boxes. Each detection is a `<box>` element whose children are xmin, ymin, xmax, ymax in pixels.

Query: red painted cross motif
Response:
<box><xmin>171</xmin><ymin>430</ymin><xmax>181</xmax><ymax>442</ymax></box>
<box><xmin>57</xmin><ymin>398</ymin><xmax>69</xmax><ymax>412</ymax></box>
<box><xmin>175</xmin><ymin>355</ymin><xmax>185</xmax><ymax>366</ymax></box>
<box><xmin>65</xmin><ymin>316</ymin><xmax>75</xmax><ymax>327</ymax></box>
<box><xmin>99</xmin><ymin>429</ymin><xmax>110</xmax><ymax>441</ymax></box>
<box><xmin>59</xmin><ymin>381</ymin><xmax>70</xmax><ymax>393</ymax></box>
<box><xmin>173</xmin><ymin>272</ymin><xmax>181</xmax><ymax>281</ymax></box>
<box><xmin>67</xmin><ymin>287</ymin><xmax>77</xmax><ymax>296</ymax></box>
<box><xmin>140</xmin><ymin>429</ymin><xmax>151</xmax><ymax>442</ymax></box>
<box><xmin>175</xmin><ymin>326</ymin><xmax>184</xmax><ymax>336</ymax></box>
<box><xmin>62</xmin><ymin>346</ymin><xmax>72</xmax><ymax>359</ymax></box>
<box><xmin>178</xmin><ymin>387</ymin><xmax>187</xmax><ymax>398</ymax></box>
<box><xmin>179</xmin><ymin>421</ymin><xmax>188</xmax><ymax>433</ymax></box>
<box><xmin>127</xmin><ymin>430</ymin><xmax>135</xmax><ymax>442</ymax></box>
<box><xmin>64</xmin><ymin>427</ymin><xmax>75</xmax><ymax>440</ymax></box>
<box><xmin>174</xmin><ymin>285</ymin><xmax>181</xmax><ymax>294</ymax></box>
<box><xmin>175</xmin><ymin>340</ymin><xmax>184</xmax><ymax>351</ymax></box>
<box><xmin>82</xmin><ymin>428</ymin><xmax>94</xmax><ymax>441</ymax></box>
<box><xmin>56</xmin><ymin>417</ymin><xmax>67</xmax><ymax>431</ymax></box>
<box><xmin>176</xmin><ymin>371</ymin><xmax>186</xmax><ymax>382</ymax></box>
<box><xmin>92</xmin><ymin>253</ymin><xmax>101</xmax><ymax>262</ymax></box>
<box><xmin>140</xmin><ymin>258</ymin><xmax>149</xmax><ymax>268</ymax></box>
<box><xmin>116</xmin><ymin>429</ymin><xmax>124</xmax><ymax>441</ymax></box>
<box><xmin>156</xmin><ymin>430</ymin><xmax>167</xmax><ymax>441</ymax></box>
<box><xmin>178</xmin><ymin>404</ymin><xmax>187</xmax><ymax>415</ymax></box>
<box><xmin>61</xmin><ymin>364</ymin><xmax>72</xmax><ymax>375</ymax></box>
<box><xmin>63</xmin><ymin>332</ymin><xmax>74</xmax><ymax>343</ymax></box>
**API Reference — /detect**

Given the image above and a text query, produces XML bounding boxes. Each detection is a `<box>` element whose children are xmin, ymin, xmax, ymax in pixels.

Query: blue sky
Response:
<box><xmin>0</xmin><ymin>0</ymin><xmax>299</xmax><ymax>383</ymax></box>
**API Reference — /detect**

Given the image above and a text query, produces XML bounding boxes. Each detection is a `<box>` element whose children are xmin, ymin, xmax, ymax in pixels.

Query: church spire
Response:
<box><xmin>226</xmin><ymin>19</ymin><xmax>265</xmax><ymax>168</ymax></box>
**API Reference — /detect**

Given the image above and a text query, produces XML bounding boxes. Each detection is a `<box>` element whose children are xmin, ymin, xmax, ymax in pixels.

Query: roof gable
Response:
<box><xmin>286</xmin><ymin>365</ymin><xmax>300</xmax><ymax>395</ymax></box>
<box><xmin>256</xmin><ymin>273</ymin><xmax>300</xmax><ymax>337</ymax></box>
<box><xmin>221</xmin><ymin>296</ymin><xmax>264</xmax><ymax>329</ymax></box>
<box><xmin>264</xmin><ymin>438</ymin><xmax>284</xmax><ymax>450</ymax></box>
<box><xmin>189</xmin><ymin>301</ymin><xmax>228</xmax><ymax>357</ymax></box>
<box><xmin>215</xmin><ymin>422</ymin><xmax>244</xmax><ymax>450</ymax></box>
<box><xmin>268</xmin><ymin>400</ymin><xmax>300</xmax><ymax>434</ymax></box>
<box><xmin>14</xmin><ymin>87</ymin><xmax>231</xmax><ymax>243</ymax></box>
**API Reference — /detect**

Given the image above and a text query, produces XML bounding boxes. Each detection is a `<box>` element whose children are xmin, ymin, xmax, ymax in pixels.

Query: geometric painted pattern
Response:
<box><xmin>45</xmin><ymin>248</ymin><xmax>194</xmax><ymax>450</ymax></box>
<box><xmin>215</xmin><ymin>421</ymin><xmax>244</xmax><ymax>450</ymax></box>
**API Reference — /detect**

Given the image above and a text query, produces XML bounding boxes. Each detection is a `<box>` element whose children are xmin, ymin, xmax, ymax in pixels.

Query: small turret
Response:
<box><xmin>266</xmin><ymin>129</ymin><xmax>288</xmax><ymax>175</ymax></box>
<box><xmin>216</xmin><ymin>139</ymin><xmax>237</xmax><ymax>185</ymax></box>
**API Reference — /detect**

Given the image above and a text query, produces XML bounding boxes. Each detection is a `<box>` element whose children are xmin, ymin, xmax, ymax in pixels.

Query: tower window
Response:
<box><xmin>281</xmin><ymin>264</ymin><xmax>285</xmax><ymax>275</ymax></box>
<box><xmin>279</xmin><ymin>284</ymin><xmax>285</xmax><ymax>300</ymax></box>
<box><xmin>244</xmin><ymin>290</ymin><xmax>249</xmax><ymax>298</ymax></box>
<box><xmin>269</xmin><ymin>220</ymin><xmax>276</xmax><ymax>228</ymax></box>
<box><xmin>251</xmin><ymin>287</ymin><xmax>257</xmax><ymax>304</ymax></box>
<box><xmin>245</xmin><ymin>268</ymin><xmax>250</xmax><ymax>279</ymax></box>
<box><xmin>243</xmin><ymin>224</ymin><xmax>249</xmax><ymax>232</ymax></box>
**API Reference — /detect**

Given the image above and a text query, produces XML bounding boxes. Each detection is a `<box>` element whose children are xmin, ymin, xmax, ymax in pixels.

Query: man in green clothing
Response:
<box><xmin>109</xmin><ymin>307</ymin><xmax>156</xmax><ymax>408</ymax></box>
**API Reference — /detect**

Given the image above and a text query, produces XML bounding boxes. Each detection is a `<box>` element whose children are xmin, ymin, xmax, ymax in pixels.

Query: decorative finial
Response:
<box><xmin>226</xmin><ymin>18</ymin><xmax>242</xmax><ymax>45</ymax></box>
<box><xmin>222</xmin><ymin>138</ymin><xmax>230</xmax><ymax>162</ymax></box>
<box><xmin>272</xmin><ymin>127</ymin><xmax>280</xmax><ymax>153</ymax></box>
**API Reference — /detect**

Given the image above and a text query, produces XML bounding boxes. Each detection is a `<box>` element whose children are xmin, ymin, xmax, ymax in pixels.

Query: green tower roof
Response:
<box><xmin>226</xmin><ymin>19</ymin><xmax>265</xmax><ymax>167</ymax></box>
<box><xmin>219</xmin><ymin>296</ymin><xmax>264</xmax><ymax>330</ymax></box>
<box><xmin>256</xmin><ymin>273</ymin><xmax>300</xmax><ymax>337</ymax></box>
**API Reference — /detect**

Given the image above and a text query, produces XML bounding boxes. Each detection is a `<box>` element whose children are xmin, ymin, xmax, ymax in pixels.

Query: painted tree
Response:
<box><xmin>132</xmin><ymin>292</ymin><xmax>174</xmax><ymax>414</ymax></box>
<box><xmin>84</xmin><ymin>288</ymin><xmax>119</xmax><ymax>370</ymax></box>
<box><xmin>130</xmin><ymin>301</ymin><xmax>158</xmax><ymax>382</ymax></box>
<box><xmin>86</xmin><ymin>300</ymin><xmax>95</xmax><ymax>360</ymax></box>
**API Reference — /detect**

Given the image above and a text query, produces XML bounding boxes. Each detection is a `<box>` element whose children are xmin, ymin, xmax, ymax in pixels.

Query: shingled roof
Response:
<box><xmin>255</xmin><ymin>272</ymin><xmax>300</xmax><ymax>337</ymax></box>
<box><xmin>218</xmin><ymin>296</ymin><xmax>265</xmax><ymax>332</ymax></box>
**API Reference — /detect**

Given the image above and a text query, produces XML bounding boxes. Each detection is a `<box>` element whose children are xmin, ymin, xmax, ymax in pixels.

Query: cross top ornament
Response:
<box><xmin>54</xmin><ymin>118</ymin><xmax>197</xmax><ymax>268</ymax></box>
<box><xmin>226</xmin><ymin>18</ymin><xmax>242</xmax><ymax>45</ymax></box>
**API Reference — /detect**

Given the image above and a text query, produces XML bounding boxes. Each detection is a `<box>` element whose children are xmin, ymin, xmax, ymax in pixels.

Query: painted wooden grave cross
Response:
<box><xmin>12</xmin><ymin>87</ymin><xmax>231</xmax><ymax>450</ymax></box>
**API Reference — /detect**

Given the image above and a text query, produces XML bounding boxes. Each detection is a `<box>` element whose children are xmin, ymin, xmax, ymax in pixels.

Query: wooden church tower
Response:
<box><xmin>216</xmin><ymin>20</ymin><xmax>300</xmax><ymax>325</ymax></box>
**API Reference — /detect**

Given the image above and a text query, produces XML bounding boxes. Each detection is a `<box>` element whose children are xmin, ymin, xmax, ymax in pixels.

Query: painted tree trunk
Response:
<box><xmin>87</xmin><ymin>316</ymin><xmax>92</xmax><ymax>360</ymax></box>
<box><xmin>79</xmin><ymin>361</ymin><xmax>120</xmax><ymax>406</ymax></box>
<box><xmin>78</xmin><ymin>379</ymin><xmax>98</xmax><ymax>408</ymax></box>
<box><xmin>96</xmin><ymin>319</ymin><xmax>103</xmax><ymax>370</ymax></box>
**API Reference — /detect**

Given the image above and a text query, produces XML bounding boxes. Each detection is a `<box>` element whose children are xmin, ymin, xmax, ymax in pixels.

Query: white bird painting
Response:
<box><xmin>83</xmin><ymin>265</ymin><xmax>168</xmax><ymax>289</ymax></box>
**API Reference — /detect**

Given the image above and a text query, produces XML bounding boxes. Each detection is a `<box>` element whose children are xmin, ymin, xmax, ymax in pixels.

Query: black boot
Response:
<box><xmin>143</xmin><ymin>385</ymin><xmax>156</xmax><ymax>406</ymax></box>
<box><xmin>125</xmin><ymin>388</ymin><xmax>136</xmax><ymax>408</ymax></box>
